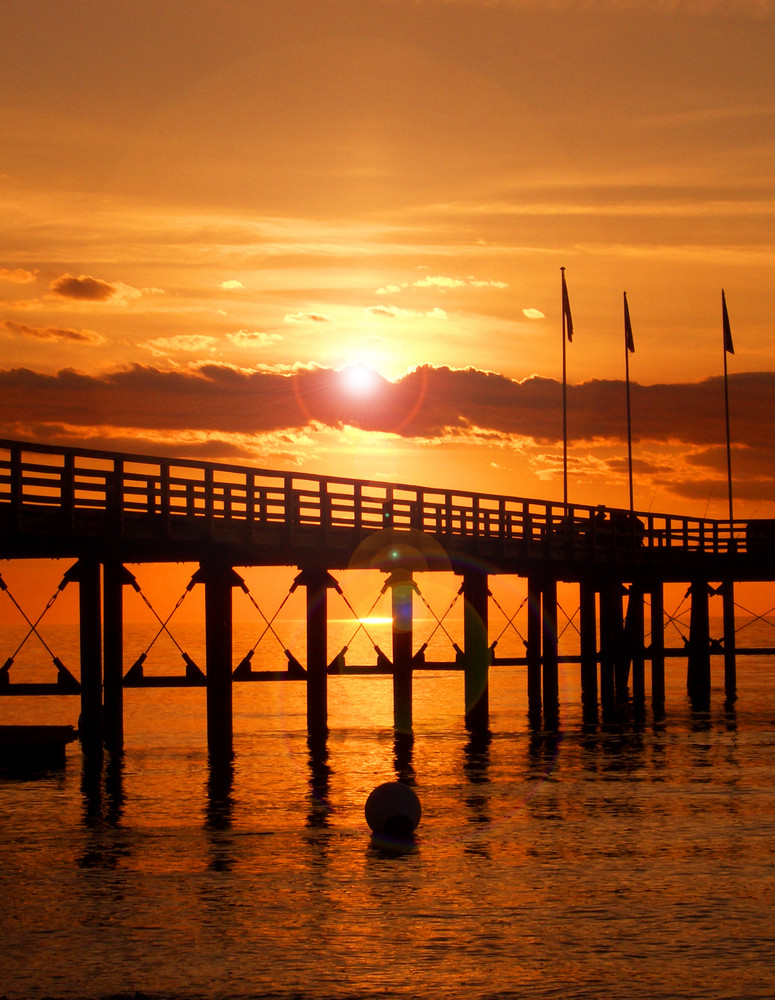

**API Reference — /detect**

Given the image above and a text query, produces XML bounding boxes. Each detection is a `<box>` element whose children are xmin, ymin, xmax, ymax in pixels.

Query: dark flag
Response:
<box><xmin>624</xmin><ymin>291</ymin><xmax>635</xmax><ymax>353</ymax></box>
<box><xmin>722</xmin><ymin>288</ymin><xmax>734</xmax><ymax>354</ymax></box>
<box><xmin>562</xmin><ymin>270</ymin><xmax>574</xmax><ymax>342</ymax></box>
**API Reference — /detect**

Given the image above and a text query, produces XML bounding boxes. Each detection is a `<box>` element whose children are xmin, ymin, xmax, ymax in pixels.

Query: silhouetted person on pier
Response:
<box><xmin>612</xmin><ymin>510</ymin><xmax>645</xmax><ymax>546</ymax></box>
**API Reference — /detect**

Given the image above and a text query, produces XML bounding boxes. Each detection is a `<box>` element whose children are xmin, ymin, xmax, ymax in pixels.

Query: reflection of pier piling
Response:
<box><xmin>1</xmin><ymin>438</ymin><xmax>773</xmax><ymax>758</ymax></box>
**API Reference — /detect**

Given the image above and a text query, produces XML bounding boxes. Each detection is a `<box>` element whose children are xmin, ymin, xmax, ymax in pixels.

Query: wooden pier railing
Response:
<box><xmin>0</xmin><ymin>438</ymin><xmax>764</xmax><ymax>565</ymax></box>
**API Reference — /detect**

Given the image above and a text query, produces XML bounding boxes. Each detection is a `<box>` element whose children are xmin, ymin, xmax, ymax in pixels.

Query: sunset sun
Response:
<box><xmin>340</xmin><ymin>363</ymin><xmax>384</xmax><ymax>397</ymax></box>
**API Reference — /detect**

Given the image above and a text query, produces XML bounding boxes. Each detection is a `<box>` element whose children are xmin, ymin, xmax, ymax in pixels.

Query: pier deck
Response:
<box><xmin>1</xmin><ymin>438</ymin><xmax>773</xmax><ymax>754</ymax></box>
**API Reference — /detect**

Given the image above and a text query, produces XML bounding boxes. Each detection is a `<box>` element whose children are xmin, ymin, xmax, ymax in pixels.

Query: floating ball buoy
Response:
<box><xmin>365</xmin><ymin>781</ymin><xmax>422</xmax><ymax>838</ymax></box>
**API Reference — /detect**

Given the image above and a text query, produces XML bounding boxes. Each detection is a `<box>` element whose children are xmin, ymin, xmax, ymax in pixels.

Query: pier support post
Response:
<box><xmin>599</xmin><ymin>579</ymin><xmax>622</xmax><ymax>715</ymax></box>
<box><xmin>579</xmin><ymin>582</ymin><xmax>598</xmax><ymax>715</ymax></box>
<box><xmin>626</xmin><ymin>585</ymin><xmax>646</xmax><ymax>709</ymax></box>
<box><xmin>650</xmin><ymin>582</ymin><xmax>665</xmax><ymax>714</ymax></box>
<box><xmin>201</xmin><ymin>556</ymin><xmax>235</xmax><ymax>759</ymax></box>
<box><xmin>75</xmin><ymin>558</ymin><xmax>103</xmax><ymax>753</ymax></box>
<box><xmin>722</xmin><ymin>579</ymin><xmax>736</xmax><ymax>703</ymax></box>
<box><xmin>297</xmin><ymin>567</ymin><xmax>334</xmax><ymax>738</ymax></box>
<box><xmin>541</xmin><ymin>578</ymin><xmax>559</xmax><ymax>724</ymax></box>
<box><xmin>463</xmin><ymin>567</ymin><xmax>489</xmax><ymax>731</ymax></box>
<box><xmin>687</xmin><ymin>579</ymin><xmax>711</xmax><ymax>706</ymax></box>
<box><xmin>389</xmin><ymin>569</ymin><xmax>414</xmax><ymax>733</ymax></box>
<box><xmin>76</xmin><ymin>557</ymin><xmax>103</xmax><ymax>755</ymax></box>
<box><xmin>102</xmin><ymin>560</ymin><xmax>127</xmax><ymax>753</ymax></box>
<box><xmin>526</xmin><ymin>575</ymin><xmax>542</xmax><ymax>719</ymax></box>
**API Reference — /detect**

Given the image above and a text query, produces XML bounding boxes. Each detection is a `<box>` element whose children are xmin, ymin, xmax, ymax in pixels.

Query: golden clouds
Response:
<box><xmin>0</xmin><ymin>320</ymin><xmax>104</xmax><ymax>345</ymax></box>
<box><xmin>0</xmin><ymin>268</ymin><xmax>37</xmax><ymax>284</ymax></box>
<box><xmin>49</xmin><ymin>273</ymin><xmax>118</xmax><ymax>302</ymax></box>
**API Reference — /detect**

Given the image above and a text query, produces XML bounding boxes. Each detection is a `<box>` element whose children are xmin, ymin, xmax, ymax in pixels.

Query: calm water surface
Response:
<box><xmin>1</xmin><ymin>619</ymin><xmax>775</xmax><ymax>1000</ymax></box>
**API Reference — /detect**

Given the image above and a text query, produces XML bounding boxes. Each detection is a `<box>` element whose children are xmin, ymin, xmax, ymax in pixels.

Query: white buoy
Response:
<box><xmin>365</xmin><ymin>781</ymin><xmax>422</xmax><ymax>838</ymax></box>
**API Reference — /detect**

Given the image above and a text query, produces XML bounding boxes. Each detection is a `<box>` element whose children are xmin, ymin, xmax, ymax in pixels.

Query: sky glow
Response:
<box><xmin>1</xmin><ymin>0</ymin><xmax>774</xmax><ymax>524</ymax></box>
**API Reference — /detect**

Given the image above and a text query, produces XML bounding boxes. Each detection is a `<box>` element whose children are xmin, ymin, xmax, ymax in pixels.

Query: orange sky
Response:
<box><xmin>2</xmin><ymin>0</ymin><xmax>775</xmax><ymax>526</ymax></box>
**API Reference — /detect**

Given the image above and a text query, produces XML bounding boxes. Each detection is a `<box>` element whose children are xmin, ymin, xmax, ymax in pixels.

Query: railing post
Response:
<box><xmin>62</xmin><ymin>452</ymin><xmax>75</xmax><ymax>529</ymax></box>
<box><xmin>205</xmin><ymin>466</ymin><xmax>215</xmax><ymax>532</ymax></box>
<box><xmin>284</xmin><ymin>475</ymin><xmax>295</xmax><ymax>540</ymax></box>
<box><xmin>353</xmin><ymin>482</ymin><xmax>362</xmax><ymax>532</ymax></box>
<box><xmin>108</xmin><ymin>458</ymin><xmax>124</xmax><ymax>531</ymax></box>
<box><xmin>411</xmin><ymin>491</ymin><xmax>422</xmax><ymax>530</ymax></box>
<box><xmin>246</xmin><ymin>475</ymin><xmax>258</xmax><ymax>526</ymax></box>
<box><xmin>159</xmin><ymin>462</ymin><xmax>171</xmax><ymax>535</ymax></box>
<box><xmin>9</xmin><ymin>445</ymin><xmax>22</xmax><ymax>524</ymax></box>
<box><xmin>320</xmin><ymin>483</ymin><xmax>330</xmax><ymax>542</ymax></box>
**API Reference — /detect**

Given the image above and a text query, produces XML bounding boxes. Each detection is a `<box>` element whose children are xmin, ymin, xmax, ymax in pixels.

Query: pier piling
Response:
<box><xmin>200</xmin><ymin>557</ymin><xmax>235</xmax><ymax>759</ymax></box>
<box><xmin>389</xmin><ymin>570</ymin><xmax>414</xmax><ymax>734</ymax></box>
<box><xmin>526</xmin><ymin>575</ymin><xmax>542</xmax><ymax>718</ymax></box>
<box><xmin>650</xmin><ymin>582</ymin><xmax>666</xmax><ymax>713</ymax></box>
<box><xmin>599</xmin><ymin>580</ymin><xmax>622</xmax><ymax>713</ymax></box>
<box><xmin>687</xmin><ymin>579</ymin><xmax>711</xmax><ymax>706</ymax></box>
<box><xmin>463</xmin><ymin>567</ymin><xmax>490</xmax><ymax>731</ymax></box>
<box><xmin>102</xmin><ymin>560</ymin><xmax>126</xmax><ymax>752</ymax></box>
<box><xmin>541</xmin><ymin>578</ymin><xmax>559</xmax><ymax>723</ymax></box>
<box><xmin>579</xmin><ymin>582</ymin><xmax>598</xmax><ymax>715</ymax></box>
<box><xmin>76</xmin><ymin>558</ymin><xmax>103</xmax><ymax>755</ymax></box>
<box><xmin>722</xmin><ymin>578</ymin><xmax>736</xmax><ymax>701</ymax></box>
<box><xmin>298</xmin><ymin>567</ymin><xmax>334</xmax><ymax>738</ymax></box>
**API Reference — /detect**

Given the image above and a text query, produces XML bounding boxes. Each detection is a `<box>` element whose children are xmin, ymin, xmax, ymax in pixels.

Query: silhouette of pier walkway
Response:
<box><xmin>1</xmin><ymin>438</ymin><xmax>773</xmax><ymax>756</ymax></box>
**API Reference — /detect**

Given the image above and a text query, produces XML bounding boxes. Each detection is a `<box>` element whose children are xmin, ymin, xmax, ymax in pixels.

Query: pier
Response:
<box><xmin>1</xmin><ymin>438</ymin><xmax>774</xmax><ymax>757</ymax></box>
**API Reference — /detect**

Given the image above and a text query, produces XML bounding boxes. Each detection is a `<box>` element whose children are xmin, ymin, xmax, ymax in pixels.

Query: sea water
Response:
<box><xmin>1</xmin><ymin>614</ymin><xmax>775</xmax><ymax>1000</ymax></box>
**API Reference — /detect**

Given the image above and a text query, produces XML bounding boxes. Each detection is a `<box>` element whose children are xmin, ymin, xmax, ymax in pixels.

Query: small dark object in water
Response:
<box><xmin>365</xmin><ymin>780</ymin><xmax>422</xmax><ymax>836</ymax></box>
<box><xmin>0</xmin><ymin>724</ymin><xmax>77</xmax><ymax>771</ymax></box>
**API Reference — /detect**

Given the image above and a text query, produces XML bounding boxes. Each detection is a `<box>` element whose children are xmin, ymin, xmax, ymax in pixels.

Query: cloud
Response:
<box><xmin>227</xmin><ymin>329</ymin><xmax>282</xmax><ymax>348</ymax></box>
<box><xmin>411</xmin><ymin>274</ymin><xmax>509</xmax><ymax>290</ymax></box>
<box><xmin>49</xmin><ymin>273</ymin><xmax>118</xmax><ymax>301</ymax></box>
<box><xmin>375</xmin><ymin>284</ymin><xmax>402</xmax><ymax>296</ymax></box>
<box><xmin>283</xmin><ymin>311</ymin><xmax>333</xmax><ymax>324</ymax></box>
<box><xmin>468</xmin><ymin>278</ymin><xmax>509</xmax><ymax>288</ymax></box>
<box><xmin>522</xmin><ymin>308</ymin><xmax>545</xmax><ymax>319</ymax></box>
<box><xmin>219</xmin><ymin>280</ymin><xmax>244</xmax><ymax>290</ymax></box>
<box><xmin>0</xmin><ymin>320</ymin><xmax>104</xmax><ymax>344</ymax></box>
<box><xmin>0</xmin><ymin>363</ymin><xmax>772</xmax><ymax>501</ymax></box>
<box><xmin>0</xmin><ymin>268</ymin><xmax>37</xmax><ymax>284</ymax></box>
<box><xmin>365</xmin><ymin>305</ymin><xmax>448</xmax><ymax>320</ymax></box>
<box><xmin>413</xmin><ymin>275</ymin><xmax>467</xmax><ymax>289</ymax></box>
<box><xmin>140</xmin><ymin>335</ymin><xmax>218</xmax><ymax>357</ymax></box>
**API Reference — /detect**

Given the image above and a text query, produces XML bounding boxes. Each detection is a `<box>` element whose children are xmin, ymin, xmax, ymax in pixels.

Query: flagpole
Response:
<box><xmin>561</xmin><ymin>267</ymin><xmax>568</xmax><ymax>505</ymax></box>
<box><xmin>624</xmin><ymin>291</ymin><xmax>634</xmax><ymax>512</ymax></box>
<box><xmin>722</xmin><ymin>289</ymin><xmax>734</xmax><ymax>523</ymax></box>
